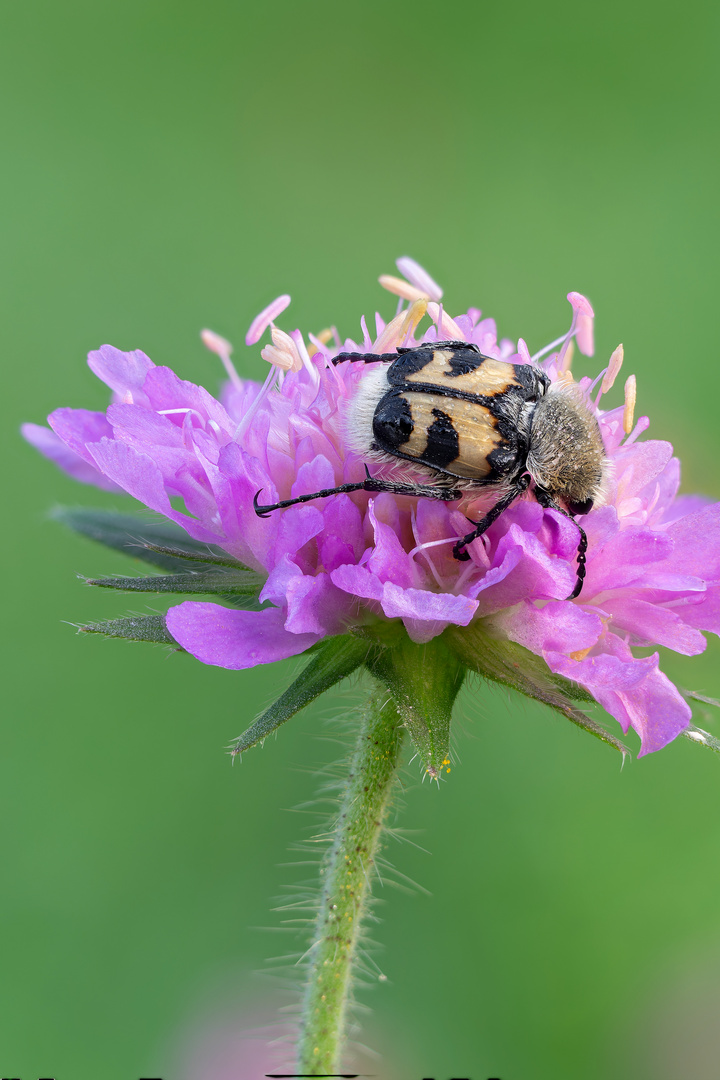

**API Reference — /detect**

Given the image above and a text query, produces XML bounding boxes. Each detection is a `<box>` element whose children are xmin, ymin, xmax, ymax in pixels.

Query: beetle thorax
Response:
<box><xmin>526</xmin><ymin>385</ymin><xmax>607</xmax><ymax>508</ymax></box>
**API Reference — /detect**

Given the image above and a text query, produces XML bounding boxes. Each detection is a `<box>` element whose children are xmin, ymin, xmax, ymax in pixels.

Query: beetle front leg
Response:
<box><xmin>254</xmin><ymin>466</ymin><xmax>461</xmax><ymax>517</ymax></box>
<box><xmin>533</xmin><ymin>487</ymin><xmax>588</xmax><ymax>600</ymax></box>
<box><xmin>452</xmin><ymin>476</ymin><xmax>531</xmax><ymax>560</ymax></box>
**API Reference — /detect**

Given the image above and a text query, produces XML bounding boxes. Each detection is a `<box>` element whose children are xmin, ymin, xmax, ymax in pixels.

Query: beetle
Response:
<box><xmin>253</xmin><ymin>341</ymin><xmax>609</xmax><ymax>599</ymax></box>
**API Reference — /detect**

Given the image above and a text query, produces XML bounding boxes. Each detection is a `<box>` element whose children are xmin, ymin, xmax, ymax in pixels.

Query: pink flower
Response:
<box><xmin>24</xmin><ymin>261</ymin><xmax>720</xmax><ymax>759</ymax></box>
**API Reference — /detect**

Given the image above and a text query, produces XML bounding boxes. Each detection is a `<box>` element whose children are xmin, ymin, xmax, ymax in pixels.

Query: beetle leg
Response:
<box><xmin>254</xmin><ymin>482</ymin><xmax>371</xmax><ymax>517</ymax></box>
<box><xmin>533</xmin><ymin>488</ymin><xmax>588</xmax><ymax>600</ymax></box>
<box><xmin>254</xmin><ymin>466</ymin><xmax>461</xmax><ymax>517</ymax></box>
<box><xmin>452</xmin><ymin>476</ymin><xmax>531</xmax><ymax>561</ymax></box>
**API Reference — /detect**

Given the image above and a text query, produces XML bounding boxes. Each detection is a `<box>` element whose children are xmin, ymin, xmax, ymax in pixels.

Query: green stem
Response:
<box><xmin>296</xmin><ymin>681</ymin><xmax>405</xmax><ymax>1074</ymax></box>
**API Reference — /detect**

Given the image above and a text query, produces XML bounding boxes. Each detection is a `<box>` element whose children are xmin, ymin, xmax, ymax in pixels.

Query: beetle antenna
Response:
<box><xmin>331</xmin><ymin>351</ymin><xmax>397</xmax><ymax>366</ymax></box>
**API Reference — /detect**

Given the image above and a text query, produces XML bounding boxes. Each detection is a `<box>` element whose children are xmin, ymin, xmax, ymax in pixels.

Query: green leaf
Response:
<box><xmin>85</xmin><ymin>569</ymin><xmax>266</xmax><ymax>609</ymax></box>
<box><xmin>229</xmin><ymin>634</ymin><xmax>370</xmax><ymax>755</ymax></box>
<box><xmin>78</xmin><ymin>613</ymin><xmax>178</xmax><ymax>645</ymax></box>
<box><xmin>365</xmin><ymin>631</ymin><xmax>466</xmax><ymax>779</ymax></box>
<box><xmin>448</xmin><ymin>622</ymin><xmax>630</xmax><ymax>758</ymax></box>
<box><xmin>51</xmin><ymin>507</ymin><xmax>247</xmax><ymax>571</ymax></box>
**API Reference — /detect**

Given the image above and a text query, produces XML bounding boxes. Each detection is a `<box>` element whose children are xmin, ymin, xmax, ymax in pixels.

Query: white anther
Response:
<box><xmin>601</xmin><ymin>344</ymin><xmax>624</xmax><ymax>394</ymax></box>
<box><xmin>379</xmin><ymin>275</ymin><xmax>429</xmax><ymax>302</ymax></box>
<box><xmin>623</xmin><ymin>373</ymin><xmax>637</xmax><ymax>435</ymax></box>
<box><xmin>261</xmin><ymin>326</ymin><xmax>303</xmax><ymax>372</ymax></box>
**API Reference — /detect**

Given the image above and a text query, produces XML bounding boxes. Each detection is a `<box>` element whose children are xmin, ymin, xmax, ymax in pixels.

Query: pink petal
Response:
<box><xmin>48</xmin><ymin>407</ymin><xmax>117</xmax><ymax>467</ymax></box>
<box><xmin>469</xmin><ymin>525</ymin><xmax>576</xmax><ymax>615</ymax></box>
<box><xmin>621</xmin><ymin>665</ymin><xmax>692</xmax><ymax>756</ymax></box>
<box><xmin>601</xmin><ymin>596</ymin><xmax>707</xmax><ymax>655</ymax></box>
<box><xmin>21</xmin><ymin>421</ymin><xmax>123</xmax><ymax>492</ymax></box>
<box><xmin>491</xmin><ymin>600</ymin><xmax>603</xmax><ymax>655</ymax></box>
<box><xmin>660</xmin><ymin>504</ymin><xmax>720</xmax><ymax>578</ymax></box>
<box><xmin>379</xmin><ymin>581</ymin><xmax>476</xmax><ymax>624</ymax></box>
<box><xmin>87</xmin><ymin>344</ymin><xmax>154</xmax><ymax>400</ymax></box>
<box><xmin>86</xmin><ymin>438</ymin><xmax>220</xmax><ymax>544</ymax></box>
<box><xmin>166</xmin><ymin>602</ymin><xmax>321</xmax><ymax>669</ymax></box>
<box><xmin>517</xmin><ymin>337</ymin><xmax>532</xmax><ymax>364</ymax></box>
<box><xmin>547</xmin><ymin>641</ymin><xmax>691</xmax><ymax>755</ymax></box>
<box><xmin>614</xmin><ymin>440</ymin><xmax>674</xmax><ymax>501</ymax></box>
<box><xmin>677</xmin><ymin>587</ymin><xmax>720</xmax><ymax>636</ymax></box>
<box><xmin>329</xmin><ymin>565</ymin><xmax>476</xmax><ymax>627</ymax></box>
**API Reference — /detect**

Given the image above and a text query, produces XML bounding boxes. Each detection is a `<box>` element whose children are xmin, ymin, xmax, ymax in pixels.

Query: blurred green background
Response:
<box><xmin>4</xmin><ymin>1</ymin><xmax>720</xmax><ymax>1077</ymax></box>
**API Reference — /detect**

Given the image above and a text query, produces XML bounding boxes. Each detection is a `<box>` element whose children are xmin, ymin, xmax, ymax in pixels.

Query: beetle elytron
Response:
<box><xmin>254</xmin><ymin>341</ymin><xmax>609</xmax><ymax>600</ymax></box>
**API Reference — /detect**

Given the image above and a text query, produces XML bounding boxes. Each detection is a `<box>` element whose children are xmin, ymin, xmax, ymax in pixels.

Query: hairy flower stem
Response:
<box><xmin>296</xmin><ymin>684</ymin><xmax>406</xmax><ymax>1074</ymax></box>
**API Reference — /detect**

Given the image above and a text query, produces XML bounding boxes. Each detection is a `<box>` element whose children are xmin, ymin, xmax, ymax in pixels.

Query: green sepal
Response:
<box><xmin>448</xmin><ymin>621</ymin><xmax>630</xmax><ymax>758</ymax></box>
<box><xmin>682</xmin><ymin>724</ymin><xmax>720</xmax><ymax>754</ymax></box>
<box><xmin>364</xmin><ymin>630</ymin><xmax>466</xmax><ymax>779</ymax></box>
<box><xmin>680</xmin><ymin>692</ymin><xmax>720</xmax><ymax>756</ymax></box>
<box><xmin>51</xmin><ymin>507</ymin><xmax>247</xmax><ymax>572</ymax></box>
<box><xmin>229</xmin><ymin>634</ymin><xmax>370</xmax><ymax>756</ymax></box>
<box><xmin>78</xmin><ymin>613</ymin><xmax>177</xmax><ymax>645</ymax></box>
<box><xmin>84</xmin><ymin>569</ymin><xmax>266</xmax><ymax>610</ymax></box>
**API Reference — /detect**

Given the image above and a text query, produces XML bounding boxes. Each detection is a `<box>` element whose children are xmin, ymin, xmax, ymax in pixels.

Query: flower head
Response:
<box><xmin>24</xmin><ymin>260</ymin><xmax>720</xmax><ymax>766</ymax></box>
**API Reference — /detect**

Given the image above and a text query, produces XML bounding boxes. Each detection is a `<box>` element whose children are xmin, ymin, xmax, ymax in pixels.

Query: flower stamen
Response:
<box><xmin>245</xmin><ymin>295</ymin><xmax>291</xmax><ymax>347</ymax></box>
<box><xmin>307</xmin><ymin>329</ymin><xmax>334</xmax><ymax>358</ymax></box>
<box><xmin>556</xmin><ymin>292</ymin><xmax>596</xmax><ymax>371</ymax></box>
<box><xmin>374</xmin><ymin>309</ymin><xmax>412</xmax><ymax>352</ymax></box>
<box><xmin>261</xmin><ymin>326</ymin><xmax>303</xmax><ymax>372</ymax></box>
<box><xmin>379</xmin><ymin>274</ymin><xmax>429</xmax><ymax>303</ymax></box>
<box><xmin>623</xmin><ymin>414</ymin><xmax>650</xmax><ymax>445</ymax></box>
<box><xmin>408</xmin><ymin>535</ymin><xmax>458</xmax><ymax>564</ymax></box>
<box><xmin>595</xmin><ymin>344</ymin><xmax>624</xmax><ymax>406</ymax></box>
<box><xmin>395</xmin><ymin>256</ymin><xmax>443</xmax><ymax>301</ymax></box>
<box><xmin>233</xmin><ymin>364</ymin><xmax>279</xmax><ymax>442</ymax></box>
<box><xmin>426</xmin><ymin>302</ymin><xmax>466</xmax><ymax>341</ymax></box>
<box><xmin>559</xmin><ymin>339</ymin><xmax>575</xmax><ymax>375</ymax></box>
<box><xmin>531</xmin><ymin>333</ymin><xmax>568</xmax><ymax>364</ymax></box>
<box><xmin>201</xmin><ymin>329</ymin><xmax>243</xmax><ymax>391</ymax></box>
<box><xmin>401</xmin><ymin>299</ymin><xmax>428</xmax><ymax>344</ymax></box>
<box><xmin>623</xmin><ymin>373</ymin><xmax>637</xmax><ymax>434</ymax></box>
<box><xmin>158</xmin><ymin>407</ymin><xmax>206</xmax><ymax>426</ymax></box>
<box><xmin>291</xmin><ymin>329</ymin><xmax>321</xmax><ymax>390</ymax></box>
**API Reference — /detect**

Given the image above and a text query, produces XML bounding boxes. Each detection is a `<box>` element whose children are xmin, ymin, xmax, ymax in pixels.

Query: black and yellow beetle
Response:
<box><xmin>253</xmin><ymin>341</ymin><xmax>609</xmax><ymax>599</ymax></box>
